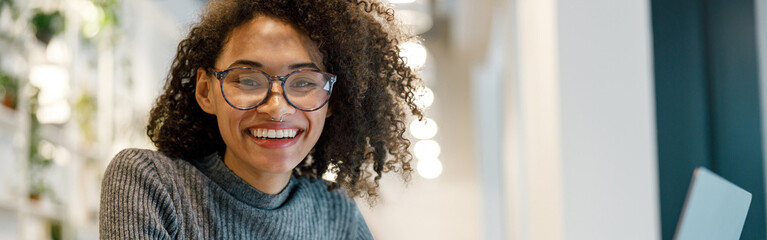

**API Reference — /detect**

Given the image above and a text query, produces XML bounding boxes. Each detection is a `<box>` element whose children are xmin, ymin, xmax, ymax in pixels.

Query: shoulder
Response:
<box><xmin>292</xmin><ymin>177</ymin><xmax>353</xmax><ymax>202</ymax></box>
<box><xmin>102</xmin><ymin>148</ymin><xmax>186</xmax><ymax>193</ymax></box>
<box><xmin>100</xmin><ymin>148</ymin><xmax>181</xmax><ymax>238</ymax></box>
<box><xmin>291</xmin><ymin>177</ymin><xmax>361</xmax><ymax>216</ymax></box>
<box><xmin>105</xmin><ymin>148</ymin><xmax>179</xmax><ymax>179</ymax></box>
<box><xmin>108</xmin><ymin>148</ymin><xmax>175</xmax><ymax>169</ymax></box>
<box><xmin>291</xmin><ymin>177</ymin><xmax>373</xmax><ymax>239</ymax></box>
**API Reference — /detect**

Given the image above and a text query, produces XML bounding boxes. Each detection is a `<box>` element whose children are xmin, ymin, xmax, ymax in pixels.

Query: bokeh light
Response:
<box><xmin>410</xmin><ymin>118</ymin><xmax>438</xmax><ymax>139</ymax></box>
<box><xmin>414</xmin><ymin>139</ymin><xmax>440</xmax><ymax>160</ymax></box>
<box><xmin>414</xmin><ymin>87</ymin><xmax>434</xmax><ymax>109</ymax></box>
<box><xmin>399</xmin><ymin>42</ymin><xmax>427</xmax><ymax>69</ymax></box>
<box><xmin>417</xmin><ymin>158</ymin><xmax>443</xmax><ymax>179</ymax></box>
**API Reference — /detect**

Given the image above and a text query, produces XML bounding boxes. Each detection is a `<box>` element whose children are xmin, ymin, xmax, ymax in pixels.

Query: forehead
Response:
<box><xmin>217</xmin><ymin>15</ymin><xmax>324</xmax><ymax>71</ymax></box>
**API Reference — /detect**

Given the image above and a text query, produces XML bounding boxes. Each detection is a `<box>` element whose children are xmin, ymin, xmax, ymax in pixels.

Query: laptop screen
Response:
<box><xmin>674</xmin><ymin>167</ymin><xmax>752</xmax><ymax>240</ymax></box>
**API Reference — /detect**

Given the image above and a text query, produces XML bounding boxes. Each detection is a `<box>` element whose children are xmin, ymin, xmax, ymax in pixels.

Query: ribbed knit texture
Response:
<box><xmin>99</xmin><ymin>148</ymin><xmax>373</xmax><ymax>239</ymax></box>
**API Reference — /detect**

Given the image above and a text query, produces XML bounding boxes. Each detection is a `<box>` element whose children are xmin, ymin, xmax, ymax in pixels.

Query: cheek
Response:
<box><xmin>215</xmin><ymin>113</ymin><xmax>236</xmax><ymax>139</ymax></box>
<box><xmin>214</xmin><ymin>103</ymin><xmax>244</xmax><ymax>139</ymax></box>
<box><xmin>308</xmin><ymin>111</ymin><xmax>328</xmax><ymax>138</ymax></box>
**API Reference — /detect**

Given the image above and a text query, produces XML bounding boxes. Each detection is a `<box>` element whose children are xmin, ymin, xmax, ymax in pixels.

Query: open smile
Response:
<box><xmin>245</xmin><ymin>127</ymin><xmax>304</xmax><ymax>149</ymax></box>
<box><xmin>249</xmin><ymin>128</ymin><xmax>300</xmax><ymax>139</ymax></box>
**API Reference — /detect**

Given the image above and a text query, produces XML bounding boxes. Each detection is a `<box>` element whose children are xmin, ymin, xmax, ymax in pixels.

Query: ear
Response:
<box><xmin>325</xmin><ymin>104</ymin><xmax>333</xmax><ymax>118</ymax></box>
<box><xmin>195</xmin><ymin>68</ymin><xmax>217</xmax><ymax>115</ymax></box>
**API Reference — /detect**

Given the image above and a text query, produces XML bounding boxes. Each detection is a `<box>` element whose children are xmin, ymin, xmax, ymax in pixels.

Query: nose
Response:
<box><xmin>256</xmin><ymin>81</ymin><xmax>296</xmax><ymax>120</ymax></box>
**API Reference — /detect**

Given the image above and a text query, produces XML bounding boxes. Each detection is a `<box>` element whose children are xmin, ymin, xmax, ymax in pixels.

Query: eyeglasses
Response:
<box><xmin>208</xmin><ymin>67</ymin><xmax>336</xmax><ymax>111</ymax></box>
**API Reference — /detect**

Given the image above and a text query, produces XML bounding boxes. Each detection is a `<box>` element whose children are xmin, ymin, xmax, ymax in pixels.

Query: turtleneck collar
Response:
<box><xmin>192</xmin><ymin>152</ymin><xmax>295</xmax><ymax>210</ymax></box>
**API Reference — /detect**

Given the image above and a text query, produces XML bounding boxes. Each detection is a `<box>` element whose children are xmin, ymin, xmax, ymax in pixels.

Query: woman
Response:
<box><xmin>99</xmin><ymin>0</ymin><xmax>422</xmax><ymax>239</ymax></box>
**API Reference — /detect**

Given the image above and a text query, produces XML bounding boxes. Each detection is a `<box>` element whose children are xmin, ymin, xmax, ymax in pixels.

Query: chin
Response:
<box><xmin>252</xmin><ymin>157</ymin><xmax>301</xmax><ymax>174</ymax></box>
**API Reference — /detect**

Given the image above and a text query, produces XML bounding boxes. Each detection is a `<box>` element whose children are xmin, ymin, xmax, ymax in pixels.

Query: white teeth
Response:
<box><xmin>250</xmin><ymin>128</ymin><xmax>299</xmax><ymax>139</ymax></box>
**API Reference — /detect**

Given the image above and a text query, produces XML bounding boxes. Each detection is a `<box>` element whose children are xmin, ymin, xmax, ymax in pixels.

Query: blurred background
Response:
<box><xmin>1</xmin><ymin>0</ymin><xmax>767</xmax><ymax>239</ymax></box>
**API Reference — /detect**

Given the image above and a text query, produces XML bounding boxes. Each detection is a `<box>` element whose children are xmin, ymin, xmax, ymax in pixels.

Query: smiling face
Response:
<box><xmin>195</xmin><ymin>15</ymin><xmax>329</xmax><ymax>193</ymax></box>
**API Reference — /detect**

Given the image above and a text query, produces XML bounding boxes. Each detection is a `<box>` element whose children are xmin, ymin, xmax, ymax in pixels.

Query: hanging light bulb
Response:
<box><xmin>399</xmin><ymin>42</ymin><xmax>427</xmax><ymax>69</ymax></box>
<box><xmin>46</xmin><ymin>38</ymin><xmax>71</xmax><ymax>63</ymax></box>
<box><xmin>414</xmin><ymin>87</ymin><xmax>434</xmax><ymax>109</ymax></box>
<box><xmin>410</xmin><ymin>118</ymin><xmax>438</xmax><ymax>139</ymax></box>
<box><xmin>417</xmin><ymin>158</ymin><xmax>443</xmax><ymax>179</ymax></box>
<box><xmin>31</xmin><ymin>65</ymin><xmax>71</xmax><ymax>124</ymax></box>
<box><xmin>414</xmin><ymin>139</ymin><xmax>440</xmax><ymax>160</ymax></box>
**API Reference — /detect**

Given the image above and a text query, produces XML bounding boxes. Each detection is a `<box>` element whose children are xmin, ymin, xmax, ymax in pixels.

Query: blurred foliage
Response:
<box><xmin>31</xmin><ymin>9</ymin><xmax>65</xmax><ymax>44</ymax></box>
<box><xmin>27</xmin><ymin>87</ymin><xmax>53</xmax><ymax>200</ymax></box>
<box><xmin>0</xmin><ymin>0</ymin><xmax>19</xmax><ymax>19</ymax></box>
<box><xmin>75</xmin><ymin>92</ymin><xmax>96</xmax><ymax>144</ymax></box>
<box><xmin>83</xmin><ymin>0</ymin><xmax>120</xmax><ymax>43</ymax></box>
<box><xmin>49</xmin><ymin>219</ymin><xmax>62</xmax><ymax>240</ymax></box>
<box><xmin>0</xmin><ymin>0</ymin><xmax>23</xmax><ymax>52</ymax></box>
<box><xmin>0</xmin><ymin>69</ymin><xmax>18</xmax><ymax>109</ymax></box>
<box><xmin>94</xmin><ymin>0</ymin><xmax>119</xmax><ymax>27</ymax></box>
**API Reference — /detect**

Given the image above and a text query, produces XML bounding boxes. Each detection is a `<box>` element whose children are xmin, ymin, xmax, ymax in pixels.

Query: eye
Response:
<box><xmin>230</xmin><ymin>72</ymin><xmax>267</xmax><ymax>89</ymax></box>
<box><xmin>290</xmin><ymin>79</ymin><xmax>318</xmax><ymax>88</ymax></box>
<box><xmin>238</xmin><ymin>78</ymin><xmax>261</xmax><ymax>87</ymax></box>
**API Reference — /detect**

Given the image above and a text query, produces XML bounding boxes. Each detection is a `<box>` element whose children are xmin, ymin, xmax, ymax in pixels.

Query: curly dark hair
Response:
<box><xmin>146</xmin><ymin>0</ymin><xmax>423</xmax><ymax>202</ymax></box>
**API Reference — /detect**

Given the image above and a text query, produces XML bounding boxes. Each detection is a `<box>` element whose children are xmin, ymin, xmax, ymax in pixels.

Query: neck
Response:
<box><xmin>222</xmin><ymin>150</ymin><xmax>291</xmax><ymax>195</ymax></box>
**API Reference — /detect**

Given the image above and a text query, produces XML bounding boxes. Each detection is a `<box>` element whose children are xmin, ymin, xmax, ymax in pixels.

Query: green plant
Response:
<box><xmin>0</xmin><ymin>0</ymin><xmax>19</xmax><ymax>19</ymax></box>
<box><xmin>74</xmin><ymin>92</ymin><xmax>96</xmax><ymax>144</ymax></box>
<box><xmin>0</xmin><ymin>70</ymin><xmax>18</xmax><ymax>109</ymax></box>
<box><xmin>28</xmin><ymin>178</ymin><xmax>48</xmax><ymax>200</ymax></box>
<box><xmin>82</xmin><ymin>0</ymin><xmax>120</xmax><ymax>42</ymax></box>
<box><xmin>94</xmin><ymin>0</ymin><xmax>119</xmax><ymax>28</ymax></box>
<box><xmin>31</xmin><ymin>9</ymin><xmax>65</xmax><ymax>44</ymax></box>
<box><xmin>27</xmin><ymin>87</ymin><xmax>53</xmax><ymax>200</ymax></box>
<box><xmin>49</xmin><ymin>220</ymin><xmax>62</xmax><ymax>240</ymax></box>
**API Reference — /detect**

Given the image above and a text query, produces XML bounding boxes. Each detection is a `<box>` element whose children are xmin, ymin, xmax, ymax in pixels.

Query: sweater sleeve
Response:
<box><xmin>356</xmin><ymin>212</ymin><xmax>374</xmax><ymax>239</ymax></box>
<box><xmin>99</xmin><ymin>149</ymin><xmax>177</xmax><ymax>239</ymax></box>
<box><xmin>352</xmin><ymin>202</ymin><xmax>374</xmax><ymax>239</ymax></box>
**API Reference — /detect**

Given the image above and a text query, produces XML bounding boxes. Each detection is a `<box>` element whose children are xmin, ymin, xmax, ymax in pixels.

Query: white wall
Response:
<box><xmin>357</xmin><ymin>0</ymin><xmax>484</xmax><ymax>237</ymax></box>
<box><xmin>500</xmin><ymin>0</ymin><xmax>661</xmax><ymax>239</ymax></box>
<box><xmin>557</xmin><ymin>0</ymin><xmax>659</xmax><ymax>239</ymax></box>
<box><xmin>107</xmin><ymin>0</ymin><xmax>203</xmax><ymax>156</ymax></box>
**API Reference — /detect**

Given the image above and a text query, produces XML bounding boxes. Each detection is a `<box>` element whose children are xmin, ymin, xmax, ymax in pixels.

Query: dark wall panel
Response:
<box><xmin>652</xmin><ymin>0</ymin><xmax>766</xmax><ymax>239</ymax></box>
<box><xmin>704</xmin><ymin>0</ymin><xmax>766</xmax><ymax>239</ymax></box>
<box><xmin>652</xmin><ymin>0</ymin><xmax>712</xmax><ymax>239</ymax></box>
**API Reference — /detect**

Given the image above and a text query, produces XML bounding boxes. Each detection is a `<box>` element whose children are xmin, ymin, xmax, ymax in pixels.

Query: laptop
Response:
<box><xmin>674</xmin><ymin>167</ymin><xmax>752</xmax><ymax>240</ymax></box>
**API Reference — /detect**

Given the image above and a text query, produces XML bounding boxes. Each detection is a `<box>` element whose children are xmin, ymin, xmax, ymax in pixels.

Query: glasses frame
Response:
<box><xmin>208</xmin><ymin>67</ymin><xmax>337</xmax><ymax>112</ymax></box>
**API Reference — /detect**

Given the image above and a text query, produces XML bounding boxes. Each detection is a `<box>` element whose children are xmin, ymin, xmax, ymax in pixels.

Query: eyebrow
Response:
<box><xmin>288</xmin><ymin>63</ymin><xmax>320</xmax><ymax>70</ymax></box>
<box><xmin>227</xmin><ymin>60</ymin><xmax>262</xmax><ymax>68</ymax></box>
<box><xmin>227</xmin><ymin>60</ymin><xmax>320</xmax><ymax>70</ymax></box>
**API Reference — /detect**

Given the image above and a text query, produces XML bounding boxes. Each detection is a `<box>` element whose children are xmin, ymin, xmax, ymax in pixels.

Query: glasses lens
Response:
<box><xmin>221</xmin><ymin>69</ymin><xmax>269</xmax><ymax>109</ymax></box>
<box><xmin>285</xmin><ymin>71</ymin><xmax>331</xmax><ymax>110</ymax></box>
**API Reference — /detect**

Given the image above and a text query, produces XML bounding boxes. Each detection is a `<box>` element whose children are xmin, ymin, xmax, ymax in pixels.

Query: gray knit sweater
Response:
<box><xmin>99</xmin><ymin>148</ymin><xmax>373</xmax><ymax>239</ymax></box>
